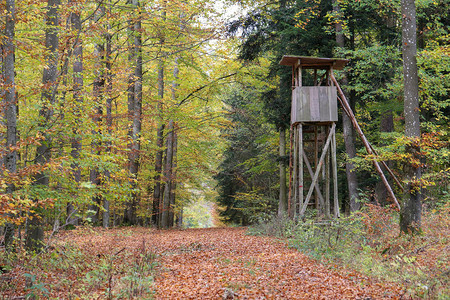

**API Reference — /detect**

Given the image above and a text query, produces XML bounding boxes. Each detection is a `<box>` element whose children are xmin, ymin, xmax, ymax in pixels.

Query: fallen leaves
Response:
<box><xmin>1</xmin><ymin>227</ymin><xmax>403</xmax><ymax>299</ymax></box>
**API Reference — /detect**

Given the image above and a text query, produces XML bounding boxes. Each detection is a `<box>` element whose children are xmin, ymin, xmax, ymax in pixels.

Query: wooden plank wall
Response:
<box><xmin>291</xmin><ymin>87</ymin><xmax>337</xmax><ymax>123</ymax></box>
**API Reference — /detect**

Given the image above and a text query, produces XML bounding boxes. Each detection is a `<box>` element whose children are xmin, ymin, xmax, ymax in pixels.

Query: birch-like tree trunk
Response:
<box><xmin>3</xmin><ymin>0</ymin><xmax>17</xmax><ymax>249</ymax></box>
<box><xmin>333</xmin><ymin>0</ymin><xmax>359</xmax><ymax>212</ymax></box>
<box><xmin>400</xmin><ymin>0</ymin><xmax>422</xmax><ymax>233</ymax></box>
<box><xmin>277</xmin><ymin>128</ymin><xmax>287</xmax><ymax>216</ymax></box>
<box><xmin>27</xmin><ymin>0</ymin><xmax>60</xmax><ymax>251</ymax></box>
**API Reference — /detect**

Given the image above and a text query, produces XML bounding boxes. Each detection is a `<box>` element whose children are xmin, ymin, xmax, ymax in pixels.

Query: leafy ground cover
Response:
<box><xmin>249</xmin><ymin>204</ymin><xmax>450</xmax><ymax>299</ymax></box>
<box><xmin>1</xmin><ymin>226</ymin><xmax>403</xmax><ymax>299</ymax></box>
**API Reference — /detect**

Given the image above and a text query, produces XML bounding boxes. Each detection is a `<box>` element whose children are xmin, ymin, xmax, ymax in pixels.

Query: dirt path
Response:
<box><xmin>6</xmin><ymin>227</ymin><xmax>402</xmax><ymax>299</ymax></box>
<box><xmin>150</xmin><ymin>227</ymin><xmax>400</xmax><ymax>299</ymax></box>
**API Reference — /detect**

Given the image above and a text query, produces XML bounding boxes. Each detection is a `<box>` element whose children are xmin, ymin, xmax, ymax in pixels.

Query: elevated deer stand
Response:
<box><xmin>280</xmin><ymin>56</ymin><xmax>348</xmax><ymax>219</ymax></box>
<box><xmin>281</xmin><ymin>56</ymin><xmax>401</xmax><ymax>220</ymax></box>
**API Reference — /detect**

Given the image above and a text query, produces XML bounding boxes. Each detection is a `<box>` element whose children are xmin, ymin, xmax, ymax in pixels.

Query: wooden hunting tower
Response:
<box><xmin>280</xmin><ymin>56</ymin><xmax>348</xmax><ymax>219</ymax></box>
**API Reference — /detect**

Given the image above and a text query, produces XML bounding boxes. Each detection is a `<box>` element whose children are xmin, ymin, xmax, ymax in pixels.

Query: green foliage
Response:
<box><xmin>215</xmin><ymin>88</ymin><xmax>278</xmax><ymax>225</ymax></box>
<box><xmin>183</xmin><ymin>197</ymin><xmax>215</xmax><ymax>228</ymax></box>
<box><xmin>233</xmin><ymin>190</ymin><xmax>278</xmax><ymax>224</ymax></box>
<box><xmin>24</xmin><ymin>273</ymin><xmax>50</xmax><ymax>299</ymax></box>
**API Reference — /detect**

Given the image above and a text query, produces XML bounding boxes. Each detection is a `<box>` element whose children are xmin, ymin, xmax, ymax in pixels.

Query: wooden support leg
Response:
<box><xmin>298</xmin><ymin>123</ymin><xmax>303</xmax><ymax>216</ymax></box>
<box><xmin>325</xmin><ymin>126</ymin><xmax>331</xmax><ymax>219</ymax></box>
<box><xmin>293</xmin><ymin>125</ymin><xmax>298</xmax><ymax>218</ymax></box>
<box><xmin>288</xmin><ymin>124</ymin><xmax>294</xmax><ymax>218</ymax></box>
<box><xmin>314</xmin><ymin>126</ymin><xmax>319</xmax><ymax>210</ymax></box>
<box><xmin>300</xmin><ymin>123</ymin><xmax>336</xmax><ymax>217</ymax></box>
<box><xmin>331</xmin><ymin>125</ymin><xmax>339</xmax><ymax>218</ymax></box>
<box><xmin>331</xmin><ymin>73</ymin><xmax>400</xmax><ymax>210</ymax></box>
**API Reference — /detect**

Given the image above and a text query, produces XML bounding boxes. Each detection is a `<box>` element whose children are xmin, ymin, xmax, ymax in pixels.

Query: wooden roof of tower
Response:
<box><xmin>279</xmin><ymin>56</ymin><xmax>348</xmax><ymax>70</ymax></box>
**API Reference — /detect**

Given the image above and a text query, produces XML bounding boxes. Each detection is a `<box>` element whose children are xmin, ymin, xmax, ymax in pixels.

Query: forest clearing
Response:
<box><xmin>0</xmin><ymin>0</ymin><xmax>449</xmax><ymax>298</ymax></box>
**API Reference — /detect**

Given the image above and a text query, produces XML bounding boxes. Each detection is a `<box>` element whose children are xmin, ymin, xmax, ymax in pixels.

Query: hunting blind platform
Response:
<box><xmin>280</xmin><ymin>56</ymin><xmax>401</xmax><ymax>219</ymax></box>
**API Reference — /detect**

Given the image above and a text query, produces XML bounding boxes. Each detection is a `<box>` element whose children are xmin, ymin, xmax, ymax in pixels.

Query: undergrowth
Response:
<box><xmin>248</xmin><ymin>203</ymin><xmax>450</xmax><ymax>299</ymax></box>
<box><xmin>0</xmin><ymin>234</ymin><xmax>156</xmax><ymax>299</ymax></box>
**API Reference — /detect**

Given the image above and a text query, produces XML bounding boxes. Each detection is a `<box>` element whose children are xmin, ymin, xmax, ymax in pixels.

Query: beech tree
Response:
<box><xmin>27</xmin><ymin>0</ymin><xmax>60</xmax><ymax>251</ymax></box>
<box><xmin>332</xmin><ymin>0</ymin><xmax>359</xmax><ymax>212</ymax></box>
<box><xmin>3</xmin><ymin>0</ymin><xmax>17</xmax><ymax>249</ymax></box>
<box><xmin>400</xmin><ymin>0</ymin><xmax>421</xmax><ymax>233</ymax></box>
<box><xmin>68</xmin><ymin>0</ymin><xmax>83</xmax><ymax>225</ymax></box>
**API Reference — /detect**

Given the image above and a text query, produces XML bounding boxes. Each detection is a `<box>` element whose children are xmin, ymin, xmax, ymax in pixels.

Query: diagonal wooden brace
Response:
<box><xmin>300</xmin><ymin>123</ymin><xmax>336</xmax><ymax>216</ymax></box>
<box><xmin>302</xmin><ymin>152</ymin><xmax>325</xmax><ymax>209</ymax></box>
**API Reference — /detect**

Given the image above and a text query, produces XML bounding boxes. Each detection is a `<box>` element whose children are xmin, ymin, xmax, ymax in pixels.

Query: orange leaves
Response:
<box><xmin>151</xmin><ymin>227</ymin><xmax>401</xmax><ymax>299</ymax></box>
<box><xmin>1</xmin><ymin>227</ymin><xmax>405</xmax><ymax>298</ymax></box>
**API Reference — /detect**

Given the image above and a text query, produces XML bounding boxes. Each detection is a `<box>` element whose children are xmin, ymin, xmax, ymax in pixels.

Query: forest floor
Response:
<box><xmin>2</xmin><ymin>226</ymin><xmax>404</xmax><ymax>299</ymax></box>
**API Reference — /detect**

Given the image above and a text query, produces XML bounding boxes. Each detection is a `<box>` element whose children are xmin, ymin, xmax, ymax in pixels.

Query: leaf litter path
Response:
<box><xmin>61</xmin><ymin>227</ymin><xmax>401</xmax><ymax>299</ymax></box>
<box><xmin>150</xmin><ymin>227</ymin><xmax>401</xmax><ymax>299</ymax></box>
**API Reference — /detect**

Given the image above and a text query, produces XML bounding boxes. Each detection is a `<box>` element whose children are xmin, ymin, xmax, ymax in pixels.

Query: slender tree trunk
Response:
<box><xmin>333</xmin><ymin>0</ymin><xmax>359</xmax><ymax>212</ymax></box>
<box><xmin>88</xmin><ymin>2</ymin><xmax>106</xmax><ymax>226</ymax></box>
<box><xmin>161</xmin><ymin>120</ymin><xmax>174</xmax><ymax>229</ymax></box>
<box><xmin>169</xmin><ymin>129</ymin><xmax>177</xmax><ymax>226</ymax></box>
<box><xmin>68</xmin><ymin>0</ymin><xmax>83</xmax><ymax>226</ymax></box>
<box><xmin>27</xmin><ymin>0</ymin><xmax>60</xmax><ymax>251</ymax></box>
<box><xmin>152</xmin><ymin>6</ymin><xmax>166</xmax><ymax>228</ymax></box>
<box><xmin>0</xmin><ymin>42</ymin><xmax>4</xmax><ymax>170</ymax></box>
<box><xmin>103</xmin><ymin>3</ymin><xmax>112</xmax><ymax>228</ymax></box>
<box><xmin>167</xmin><ymin>58</ymin><xmax>179</xmax><ymax>227</ymax></box>
<box><xmin>3</xmin><ymin>0</ymin><xmax>17</xmax><ymax>249</ymax></box>
<box><xmin>152</xmin><ymin>121</ymin><xmax>164</xmax><ymax>227</ymax></box>
<box><xmin>278</xmin><ymin>128</ymin><xmax>287</xmax><ymax>216</ymax></box>
<box><xmin>125</xmin><ymin>0</ymin><xmax>142</xmax><ymax>225</ymax></box>
<box><xmin>400</xmin><ymin>0</ymin><xmax>421</xmax><ymax>233</ymax></box>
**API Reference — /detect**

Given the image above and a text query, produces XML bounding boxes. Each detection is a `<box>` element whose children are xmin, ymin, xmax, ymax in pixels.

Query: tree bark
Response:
<box><xmin>168</xmin><ymin>58</ymin><xmax>179</xmax><ymax>227</ymax></box>
<box><xmin>103</xmin><ymin>3</ymin><xmax>112</xmax><ymax>228</ymax></box>
<box><xmin>88</xmin><ymin>2</ymin><xmax>106</xmax><ymax>225</ymax></box>
<box><xmin>277</xmin><ymin>128</ymin><xmax>287</xmax><ymax>216</ymax></box>
<box><xmin>68</xmin><ymin>0</ymin><xmax>83</xmax><ymax>226</ymax></box>
<box><xmin>124</xmin><ymin>0</ymin><xmax>142</xmax><ymax>225</ymax></box>
<box><xmin>152</xmin><ymin>121</ymin><xmax>164</xmax><ymax>227</ymax></box>
<box><xmin>161</xmin><ymin>120</ymin><xmax>174</xmax><ymax>229</ymax></box>
<box><xmin>27</xmin><ymin>0</ymin><xmax>60</xmax><ymax>251</ymax></box>
<box><xmin>333</xmin><ymin>0</ymin><xmax>359</xmax><ymax>212</ymax></box>
<box><xmin>3</xmin><ymin>0</ymin><xmax>17</xmax><ymax>249</ymax></box>
<box><xmin>152</xmin><ymin>6</ymin><xmax>166</xmax><ymax>228</ymax></box>
<box><xmin>400</xmin><ymin>0</ymin><xmax>422</xmax><ymax>233</ymax></box>
<box><xmin>169</xmin><ymin>130</ymin><xmax>178</xmax><ymax>226</ymax></box>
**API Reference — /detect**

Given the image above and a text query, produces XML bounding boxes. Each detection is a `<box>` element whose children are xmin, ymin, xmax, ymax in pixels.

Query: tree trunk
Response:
<box><xmin>277</xmin><ymin>128</ymin><xmax>287</xmax><ymax>216</ymax></box>
<box><xmin>3</xmin><ymin>0</ymin><xmax>17</xmax><ymax>249</ymax></box>
<box><xmin>168</xmin><ymin>59</ymin><xmax>179</xmax><ymax>227</ymax></box>
<box><xmin>68</xmin><ymin>0</ymin><xmax>83</xmax><ymax>226</ymax></box>
<box><xmin>169</xmin><ymin>129</ymin><xmax>177</xmax><ymax>227</ymax></box>
<box><xmin>103</xmin><ymin>3</ymin><xmax>112</xmax><ymax>228</ymax></box>
<box><xmin>152</xmin><ymin>7</ymin><xmax>166</xmax><ymax>227</ymax></box>
<box><xmin>124</xmin><ymin>0</ymin><xmax>143</xmax><ymax>225</ymax></box>
<box><xmin>27</xmin><ymin>0</ymin><xmax>60</xmax><ymax>251</ymax></box>
<box><xmin>152</xmin><ymin>122</ymin><xmax>164</xmax><ymax>227</ymax></box>
<box><xmin>333</xmin><ymin>0</ymin><xmax>359</xmax><ymax>212</ymax></box>
<box><xmin>88</xmin><ymin>3</ymin><xmax>105</xmax><ymax>225</ymax></box>
<box><xmin>400</xmin><ymin>0</ymin><xmax>422</xmax><ymax>233</ymax></box>
<box><xmin>161</xmin><ymin>120</ymin><xmax>174</xmax><ymax>229</ymax></box>
<box><xmin>123</xmin><ymin>0</ymin><xmax>141</xmax><ymax>225</ymax></box>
